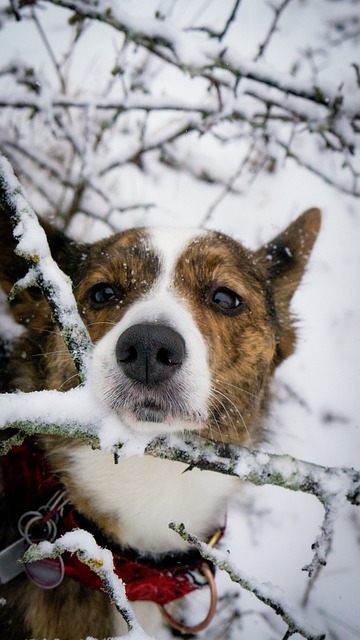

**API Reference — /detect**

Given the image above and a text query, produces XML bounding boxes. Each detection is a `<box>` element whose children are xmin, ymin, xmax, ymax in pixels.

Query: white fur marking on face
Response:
<box><xmin>90</xmin><ymin>227</ymin><xmax>212</xmax><ymax>433</ymax></box>
<box><xmin>65</xmin><ymin>226</ymin><xmax>237</xmax><ymax>559</ymax></box>
<box><xmin>149</xmin><ymin>227</ymin><xmax>205</xmax><ymax>294</ymax></box>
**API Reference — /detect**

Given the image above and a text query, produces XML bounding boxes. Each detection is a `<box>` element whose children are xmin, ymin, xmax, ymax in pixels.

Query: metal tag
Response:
<box><xmin>0</xmin><ymin>538</ymin><xmax>27</xmax><ymax>584</ymax></box>
<box><xmin>24</xmin><ymin>556</ymin><xmax>65</xmax><ymax>589</ymax></box>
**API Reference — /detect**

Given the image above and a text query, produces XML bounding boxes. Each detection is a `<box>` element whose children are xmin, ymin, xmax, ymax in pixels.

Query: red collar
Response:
<box><xmin>1</xmin><ymin>441</ymin><xmax>220</xmax><ymax>606</ymax></box>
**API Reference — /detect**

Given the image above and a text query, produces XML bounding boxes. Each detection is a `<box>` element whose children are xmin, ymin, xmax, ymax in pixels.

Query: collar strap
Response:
<box><xmin>62</xmin><ymin>509</ymin><xmax>214</xmax><ymax>605</ymax></box>
<box><xmin>1</xmin><ymin>442</ymin><xmax>224</xmax><ymax>607</ymax></box>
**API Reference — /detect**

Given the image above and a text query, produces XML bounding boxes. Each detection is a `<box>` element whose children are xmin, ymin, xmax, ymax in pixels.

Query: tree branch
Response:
<box><xmin>0</xmin><ymin>155</ymin><xmax>92</xmax><ymax>382</ymax></box>
<box><xmin>1</xmin><ymin>382</ymin><xmax>359</xmax><ymax>580</ymax></box>
<box><xmin>254</xmin><ymin>0</ymin><xmax>293</xmax><ymax>62</ymax></box>
<box><xmin>22</xmin><ymin>530</ymin><xmax>155</xmax><ymax>639</ymax></box>
<box><xmin>40</xmin><ymin>0</ymin><xmax>337</xmax><ymax>109</ymax></box>
<box><xmin>170</xmin><ymin>522</ymin><xmax>325</xmax><ymax>640</ymax></box>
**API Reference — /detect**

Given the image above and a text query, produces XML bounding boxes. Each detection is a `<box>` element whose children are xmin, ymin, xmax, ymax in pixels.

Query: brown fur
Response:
<box><xmin>0</xmin><ymin>201</ymin><xmax>321</xmax><ymax>639</ymax></box>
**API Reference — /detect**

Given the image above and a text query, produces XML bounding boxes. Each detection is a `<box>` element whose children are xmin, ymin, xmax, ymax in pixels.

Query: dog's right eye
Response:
<box><xmin>208</xmin><ymin>286</ymin><xmax>245</xmax><ymax>316</ymax></box>
<box><xmin>89</xmin><ymin>283</ymin><xmax>119</xmax><ymax>307</ymax></box>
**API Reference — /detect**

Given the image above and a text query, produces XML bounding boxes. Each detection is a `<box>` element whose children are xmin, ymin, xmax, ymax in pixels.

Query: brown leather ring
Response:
<box><xmin>160</xmin><ymin>562</ymin><xmax>217</xmax><ymax>634</ymax></box>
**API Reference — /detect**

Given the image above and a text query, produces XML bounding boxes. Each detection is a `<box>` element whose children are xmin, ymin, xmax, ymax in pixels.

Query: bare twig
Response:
<box><xmin>218</xmin><ymin>0</ymin><xmax>242</xmax><ymax>41</ymax></box>
<box><xmin>254</xmin><ymin>0</ymin><xmax>293</xmax><ymax>61</ymax></box>
<box><xmin>31</xmin><ymin>7</ymin><xmax>67</xmax><ymax>92</ymax></box>
<box><xmin>274</xmin><ymin>137</ymin><xmax>359</xmax><ymax>197</ymax></box>
<box><xmin>1</xmin><ymin>0</ymin><xmax>359</xmax><ymax>205</ymax></box>
<box><xmin>40</xmin><ymin>0</ymin><xmax>341</xmax><ymax>110</ymax></box>
<box><xmin>200</xmin><ymin>138</ymin><xmax>257</xmax><ymax>226</ymax></box>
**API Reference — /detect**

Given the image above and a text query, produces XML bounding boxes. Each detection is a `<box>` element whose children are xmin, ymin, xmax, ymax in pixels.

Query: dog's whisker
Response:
<box><xmin>210</xmin><ymin>386</ymin><xmax>254</xmax><ymax>448</ymax></box>
<box><xmin>31</xmin><ymin>350</ymin><xmax>71</xmax><ymax>358</ymax></box>
<box><xmin>86</xmin><ymin>321</ymin><xmax>118</xmax><ymax>328</ymax></box>
<box><xmin>209</xmin><ymin>369</ymin><xmax>262</xmax><ymax>402</ymax></box>
<box><xmin>207</xmin><ymin>407</ymin><xmax>226</xmax><ymax>444</ymax></box>
<box><xmin>209</xmin><ymin>393</ymin><xmax>242</xmax><ymax>445</ymax></box>
<box><xmin>58</xmin><ymin>373</ymin><xmax>83</xmax><ymax>391</ymax></box>
<box><xmin>32</xmin><ymin>327</ymin><xmax>60</xmax><ymax>337</ymax></box>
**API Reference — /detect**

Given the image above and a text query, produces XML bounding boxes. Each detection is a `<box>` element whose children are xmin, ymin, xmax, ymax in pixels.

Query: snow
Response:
<box><xmin>98</xmin><ymin>413</ymin><xmax>150</xmax><ymax>456</ymax></box>
<box><xmin>0</xmin><ymin>1</ymin><xmax>359</xmax><ymax>639</ymax></box>
<box><xmin>0</xmin><ymin>289</ymin><xmax>24</xmax><ymax>339</ymax></box>
<box><xmin>0</xmin><ymin>385</ymin><xmax>103</xmax><ymax>432</ymax></box>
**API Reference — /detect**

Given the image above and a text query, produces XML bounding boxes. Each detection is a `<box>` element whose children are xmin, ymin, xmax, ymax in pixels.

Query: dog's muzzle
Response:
<box><xmin>115</xmin><ymin>323</ymin><xmax>186</xmax><ymax>423</ymax></box>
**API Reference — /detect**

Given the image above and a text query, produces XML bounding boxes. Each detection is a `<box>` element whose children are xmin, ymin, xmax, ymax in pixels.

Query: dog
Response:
<box><xmin>0</xmin><ymin>201</ymin><xmax>320</xmax><ymax>640</ymax></box>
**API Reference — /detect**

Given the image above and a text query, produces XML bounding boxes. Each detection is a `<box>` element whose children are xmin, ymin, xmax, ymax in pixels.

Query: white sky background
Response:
<box><xmin>1</xmin><ymin>1</ymin><xmax>360</xmax><ymax>639</ymax></box>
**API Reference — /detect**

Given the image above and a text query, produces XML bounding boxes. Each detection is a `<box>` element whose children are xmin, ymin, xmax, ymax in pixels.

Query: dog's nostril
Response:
<box><xmin>157</xmin><ymin>346</ymin><xmax>182</xmax><ymax>366</ymax></box>
<box><xmin>116</xmin><ymin>323</ymin><xmax>186</xmax><ymax>385</ymax></box>
<box><xmin>118</xmin><ymin>345</ymin><xmax>137</xmax><ymax>364</ymax></box>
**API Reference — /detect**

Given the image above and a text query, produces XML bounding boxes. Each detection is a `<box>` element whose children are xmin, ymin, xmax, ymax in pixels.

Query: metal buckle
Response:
<box><xmin>160</xmin><ymin>561</ymin><xmax>218</xmax><ymax>634</ymax></box>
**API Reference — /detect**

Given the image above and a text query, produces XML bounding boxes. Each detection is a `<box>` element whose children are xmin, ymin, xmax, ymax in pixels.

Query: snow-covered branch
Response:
<box><xmin>170</xmin><ymin>522</ymin><xmax>325</xmax><ymax>640</ymax></box>
<box><xmin>37</xmin><ymin>0</ymin><xmax>352</xmax><ymax>111</ymax></box>
<box><xmin>1</xmin><ymin>381</ymin><xmax>359</xmax><ymax>583</ymax></box>
<box><xmin>22</xmin><ymin>530</ymin><xmax>155</xmax><ymax>640</ymax></box>
<box><xmin>0</xmin><ymin>155</ymin><xmax>92</xmax><ymax>382</ymax></box>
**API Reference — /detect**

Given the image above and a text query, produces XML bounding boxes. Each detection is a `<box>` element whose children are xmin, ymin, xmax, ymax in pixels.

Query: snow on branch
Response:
<box><xmin>22</xmin><ymin>530</ymin><xmax>155</xmax><ymax>640</ymax></box>
<box><xmin>0</xmin><ymin>155</ymin><xmax>92</xmax><ymax>382</ymax></box>
<box><xmin>170</xmin><ymin>522</ymin><xmax>325</xmax><ymax>640</ymax></box>
<box><xmin>40</xmin><ymin>0</ymin><xmax>350</xmax><ymax>110</ymax></box>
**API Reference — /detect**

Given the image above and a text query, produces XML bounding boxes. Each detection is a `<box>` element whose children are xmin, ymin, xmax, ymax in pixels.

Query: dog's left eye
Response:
<box><xmin>210</xmin><ymin>287</ymin><xmax>244</xmax><ymax>315</ymax></box>
<box><xmin>89</xmin><ymin>283</ymin><xmax>118</xmax><ymax>307</ymax></box>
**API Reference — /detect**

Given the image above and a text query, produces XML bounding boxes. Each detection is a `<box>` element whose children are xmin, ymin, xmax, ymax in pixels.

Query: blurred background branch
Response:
<box><xmin>0</xmin><ymin>0</ymin><xmax>358</xmax><ymax>235</ymax></box>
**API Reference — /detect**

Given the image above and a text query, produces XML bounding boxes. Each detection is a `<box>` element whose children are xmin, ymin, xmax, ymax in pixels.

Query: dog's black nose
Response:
<box><xmin>116</xmin><ymin>323</ymin><xmax>186</xmax><ymax>385</ymax></box>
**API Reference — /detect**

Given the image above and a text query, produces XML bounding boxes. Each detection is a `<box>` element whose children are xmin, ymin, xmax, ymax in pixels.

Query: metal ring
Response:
<box><xmin>18</xmin><ymin>512</ymin><xmax>53</xmax><ymax>545</ymax></box>
<box><xmin>18</xmin><ymin>511</ymin><xmax>42</xmax><ymax>538</ymax></box>
<box><xmin>160</xmin><ymin>562</ymin><xmax>218</xmax><ymax>634</ymax></box>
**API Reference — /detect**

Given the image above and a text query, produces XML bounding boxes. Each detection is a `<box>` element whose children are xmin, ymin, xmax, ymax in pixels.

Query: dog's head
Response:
<box><xmin>0</xmin><ymin>207</ymin><xmax>320</xmax><ymax>445</ymax></box>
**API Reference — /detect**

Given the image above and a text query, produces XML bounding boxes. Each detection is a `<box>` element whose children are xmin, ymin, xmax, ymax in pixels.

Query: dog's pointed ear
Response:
<box><xmin>255</xmin><ymin>208</ymin><xmax>321</xmax><ymax>364</ymax></box>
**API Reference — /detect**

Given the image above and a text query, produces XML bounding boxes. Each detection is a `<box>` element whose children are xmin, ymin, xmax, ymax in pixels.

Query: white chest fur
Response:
<box><xmin>66</xmin><ymin>447</ymin><xmax>236</xmax><ymax>553</ymax></box>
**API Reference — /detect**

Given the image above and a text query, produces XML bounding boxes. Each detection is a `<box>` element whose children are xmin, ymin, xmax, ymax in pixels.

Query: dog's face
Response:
<box><xmin>0</xmin><ymin>208</ymin><xmax>321</xmax><ymax>445</ymax></box>
<box><xmin>79</xmin><ymin>227</ymin><xmax>277</xmax><ymax>444</ymax></box>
